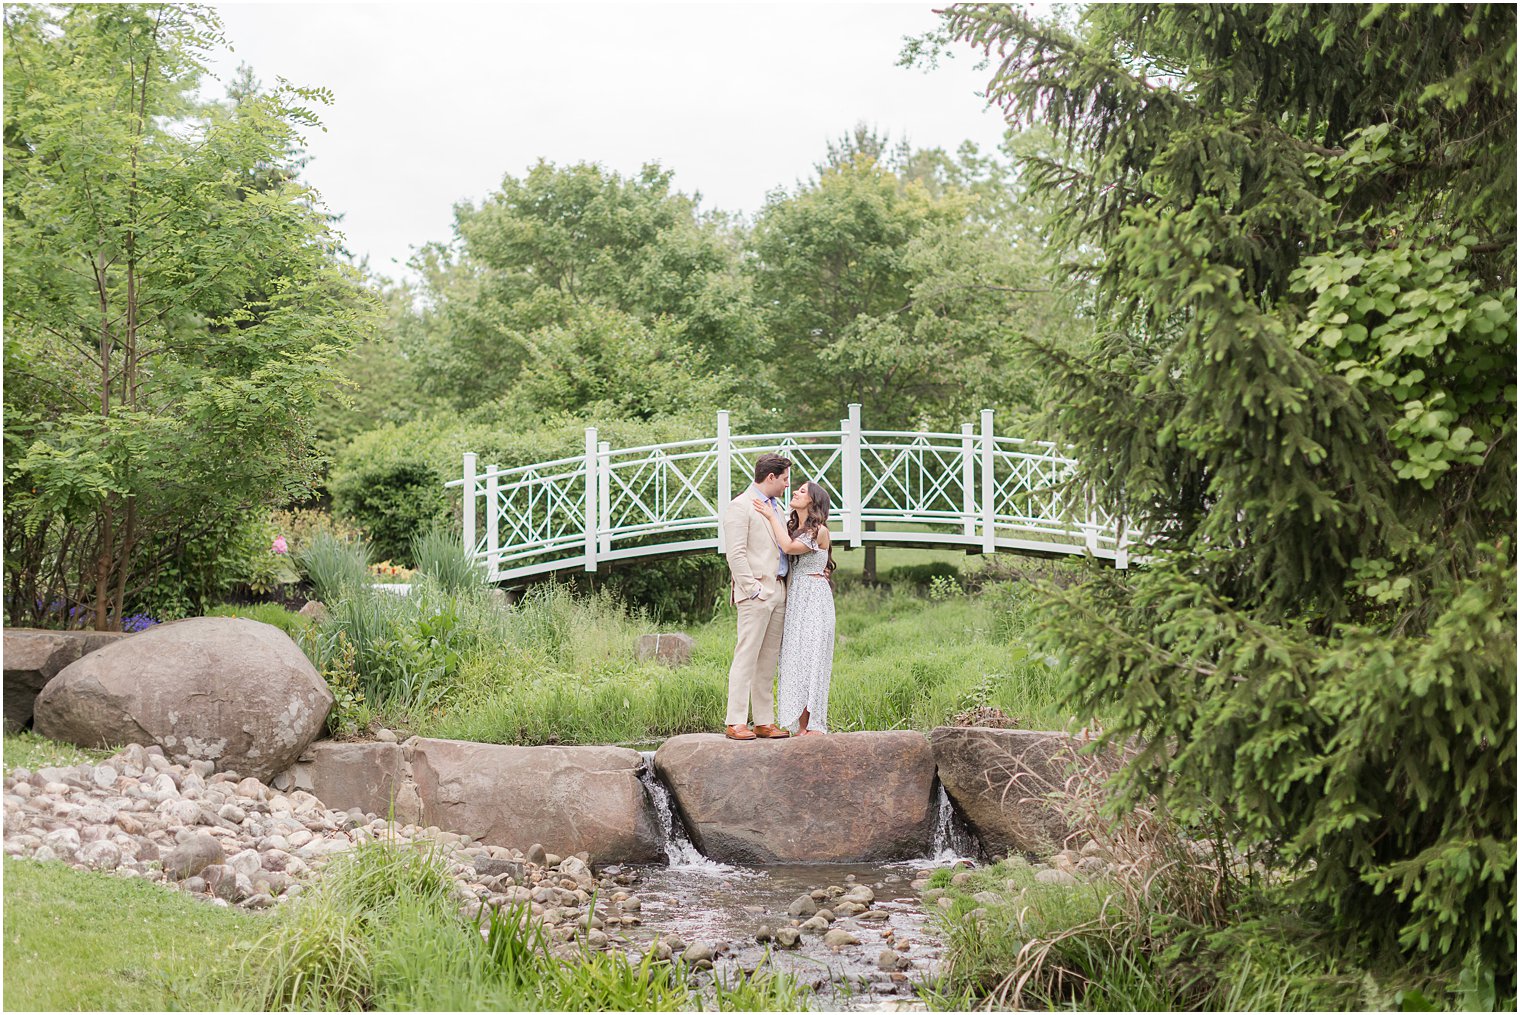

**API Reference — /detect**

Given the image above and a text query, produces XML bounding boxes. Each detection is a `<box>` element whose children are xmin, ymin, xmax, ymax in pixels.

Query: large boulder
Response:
<box><xmin>930</xmin><ymin>727</ymin><xmax>1115</xmax><ymax>857</ymax></box>
<box><xmin>654</xmin><ymin>732</ymin><xmax>936</xmax><ymax>863</ymax></box>
<box><xmin>282</xmin><ymin>740</ymin><xmax>419</xmax><ymax>823</ymax></box>
<box><xmin>3</xmin><ymin>629</ymin><xmax>132</xmax><ymax>732</ymax></box>
<box><xmin>4</xmin><ymin>630</ymin><xmax>81</xmax><ymax>733</ymax></box>
<box><xmin>33</xmin><ymin>617</ymin><xmax>332</xmax><ymax>782</ymax></box>
<box><xmin>407</xmin><ymin>738</ymin><xmax>663</xmax><ymax>864</ymax></box>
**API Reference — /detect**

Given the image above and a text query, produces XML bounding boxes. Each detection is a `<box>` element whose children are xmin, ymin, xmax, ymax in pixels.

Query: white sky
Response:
<box><xmin>204</xmin><ymin>1</ymin><xmax>1020</xmax><ymax>283</ymax></box>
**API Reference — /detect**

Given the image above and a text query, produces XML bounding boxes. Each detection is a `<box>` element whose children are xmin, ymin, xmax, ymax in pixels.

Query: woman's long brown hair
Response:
<box><xmin>787</xmin><ymin>481</ymin><xmax>837</xmax><ymax>582</ymax></box>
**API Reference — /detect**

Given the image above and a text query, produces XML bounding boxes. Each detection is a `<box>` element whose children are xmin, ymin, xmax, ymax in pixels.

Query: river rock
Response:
<box><xmin>635</xmin><ymin>633</ymin><xmax>695</xmax><ymax>666</ymax></box>
<box><xmin>653</xmin><ymin>732</ymin><xmax>936</xmax><ymax>863</ymax></box>
<box><xmin>774</xmin><ymin>926</ymin><xmax>801</xmax><ymax>949</ymax></box>
<box><xmin>33</xmin><ymin>617</ymin><xmax>332</xmax><ymax>781</ymax></box>
<box><xmin>163</xmin><ymin>831</ymin><xmax>224</xmax><ymax>879</ymax></box>
<box><xmin>787</xmin><ymin>894</ymin><xmax>817</xmax><ymax>917</ymax></box>
<box><xmin>407</xmin><ymin>738</ymin><xmax>663</xmax><ymax>864</ymax></box>
<box><xmin>279</xmin><ymin>740</ymin><xmax>415</xmax><ymax>823</ymax></box>
<box><xmin>929</xmin><ymin>727</ymin><xmax>1119</xmax><ymax>857</ymax></box>
<box><xmin>823</xmin><ymin>928</ymin><xmax>860</xmax><ymax>948</ymax></box>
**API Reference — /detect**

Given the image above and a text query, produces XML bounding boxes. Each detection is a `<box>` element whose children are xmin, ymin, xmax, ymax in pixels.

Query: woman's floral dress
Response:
<box><xmin>776</xmin><ymin>528</ymin><xmax>835</xmax><ymax>733</ymax></box>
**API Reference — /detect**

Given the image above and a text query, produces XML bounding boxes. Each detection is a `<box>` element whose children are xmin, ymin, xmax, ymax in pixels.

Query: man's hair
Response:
<box><xmin>753</xmin><ymin>453</ymin><xmax>792</xmax><ymax>484</ymax></box>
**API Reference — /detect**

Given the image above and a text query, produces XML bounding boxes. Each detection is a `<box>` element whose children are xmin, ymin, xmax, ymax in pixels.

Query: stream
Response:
<box><xmin>609</xmin><ymin>754</ymin><xmax>982</xmax><ymax>1009</ymax></box>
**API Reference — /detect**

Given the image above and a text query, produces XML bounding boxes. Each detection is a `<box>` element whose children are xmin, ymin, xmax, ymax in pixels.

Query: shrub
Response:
<box><xmin>884</xmin><ymin>561</ymin><xmax>961</xmax><ymax>589</ymax></box>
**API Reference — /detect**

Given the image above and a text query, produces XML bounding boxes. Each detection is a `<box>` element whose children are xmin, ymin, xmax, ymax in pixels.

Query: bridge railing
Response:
<box><xmin>448</xmin><ymin>405</ymin><xmax>1129</xmax><ymax>582</ymax></box>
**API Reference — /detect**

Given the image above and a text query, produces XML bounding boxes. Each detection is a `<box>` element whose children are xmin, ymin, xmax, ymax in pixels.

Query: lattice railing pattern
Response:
<box><xmin>448</xmin><ymin>406</ymin><xmax>1129</xmax><ymax>582</ymax></box>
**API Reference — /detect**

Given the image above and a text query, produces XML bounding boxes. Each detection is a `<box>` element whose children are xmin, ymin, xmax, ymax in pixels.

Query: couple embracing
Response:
<box><xmin>720</xmin><ymin>453</ymin><xmax>837</xmax><ymax>741</ymax></box>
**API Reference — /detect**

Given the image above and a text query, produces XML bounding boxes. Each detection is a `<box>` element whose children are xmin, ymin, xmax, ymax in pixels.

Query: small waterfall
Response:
<box><xmin>638</xmin><ymin>751</ymin><xmax>740</xmax><ymax>873</ymax></box>
<box><xmin>930</xmin><ymin>782</ymin><xmax>981</xmax><ymax>862</ymax></box>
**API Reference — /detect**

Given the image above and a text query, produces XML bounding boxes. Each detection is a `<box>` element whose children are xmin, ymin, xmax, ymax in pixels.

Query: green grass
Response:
<box><xmin>411</xmin><ymin>555</ymin><xmax>1088</xmax><ymax>746</ymax></box>
<box><xmin>204</xmin><ymin>601</ymin><xmax>312</xmax><ymax>639</ymax></box>
<box><xmin>2</xmin><ymin>730</ymin><xmax>113</xmax><ymax>773</ymax></box>
<box><xmin>3</xmin><ymin>857</ymin><xmax>263</xmax><ymax>1011</ymax></box>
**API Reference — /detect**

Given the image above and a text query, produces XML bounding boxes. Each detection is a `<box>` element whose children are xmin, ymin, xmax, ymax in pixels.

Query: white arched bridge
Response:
<box><xmin>449</xmin><ymin>405</ymin><xmax>1131</xmax><ymax>583</ymax></box>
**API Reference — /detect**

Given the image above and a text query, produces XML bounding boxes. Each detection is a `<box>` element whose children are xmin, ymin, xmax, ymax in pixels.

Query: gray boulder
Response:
<box><xmin>635</xmin><ymin>633</ymin><xmax>695</xmax><ymax>666</ymax></box>
<box><xmin>33</xmin><ymin>617</ymin><xmax>332</xmax><ymax>781</ymax></box>
<box><xmin>4</xmin><ymin>630</ymin><xmax>82</xmax><ymax>733</ymax></box>
<box><xmin>407</xmin><ymin>738</ymin><xmax>663</xmax><ymax>864</ymax></box>
<box><xmin>929</xmin><ymin>727</ymin><xmax>1119</xmax><ymax>857</ymax></box>
<box><xmin>654</xmin><ymin>731</ymin><xmax>936</xmax><ymax>863</ymax></box>
<box><xmin>280</xmin><ymin>740</ymin><xmax>416</xmax><ymax>823</ymax></box>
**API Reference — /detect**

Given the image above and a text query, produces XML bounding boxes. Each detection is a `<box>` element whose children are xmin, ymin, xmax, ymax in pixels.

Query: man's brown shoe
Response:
<box><xmin>724</xmin><ymin>724</ymin><xmax>757</xmax><ymax>740</ymax></box>
<box><xmin>752</xmin><ymin>724</ymin><xmax>790</xmax><ymax>738</ymax></box>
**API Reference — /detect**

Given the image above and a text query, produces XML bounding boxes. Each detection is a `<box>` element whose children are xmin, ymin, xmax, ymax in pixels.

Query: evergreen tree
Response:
<box><xmin>929</xmin><ymin>2</ymin><xmax>1516</xmax><ymax>989</ymax></box>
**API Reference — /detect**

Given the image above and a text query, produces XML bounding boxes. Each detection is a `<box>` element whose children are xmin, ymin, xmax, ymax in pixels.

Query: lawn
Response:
<box><xmin>2</xmin><ymin>858</ymin><xmax>264</xmax><ymax>1011</ymax></box>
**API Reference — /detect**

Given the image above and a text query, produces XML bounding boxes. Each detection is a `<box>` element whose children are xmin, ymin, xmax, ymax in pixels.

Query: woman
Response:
<box><xmin>752</xmin><ymin>481</ymin><xmax>836</xmax><ymax>736</ymax></box>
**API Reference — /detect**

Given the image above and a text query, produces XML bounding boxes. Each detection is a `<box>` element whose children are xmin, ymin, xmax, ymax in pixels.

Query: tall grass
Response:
<box><xmin>414</xmin><ymin>578</ymin><xmax>1082</xmax><ymax>744</ymax></box>
<box><xmin>297</xmin><ymin>531</ymin><xmax>372</xmax><ymax>603</ymax></box>
<box><xmin>920</xmin><ymin>746</ymin><xmax>1434</xmax><ymax>1012</ymax></box>
<box><xmin>410</xmin><ymin>523</ymin><xmax>480</xmax><ymax>595</ymax></box>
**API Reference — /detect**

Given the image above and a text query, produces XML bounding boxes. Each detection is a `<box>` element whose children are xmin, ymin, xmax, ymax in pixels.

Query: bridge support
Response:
<box><xmin>583</xmin><ymin>428</ymin><xmax>598</xmax><ymax>572</ymax></box>
<box><xmin>844</xmin><ymin>403</ymin><xmax>862</xmax><ymax>548</ymax></box>
<box><xmin>716</xmin><ymin>411</ymin><xmax>731</xmax><ymax>553</ymax></box>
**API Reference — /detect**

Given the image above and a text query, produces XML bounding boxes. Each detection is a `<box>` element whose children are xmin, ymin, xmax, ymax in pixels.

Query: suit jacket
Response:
<box><xmin>722</xmin><ymin>489</ymin><xmax>785</xmax><ymax>605</ymax></box>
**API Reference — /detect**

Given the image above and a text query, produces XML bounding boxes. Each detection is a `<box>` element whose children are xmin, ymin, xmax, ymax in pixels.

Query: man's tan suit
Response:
<box><xmin>721</xmin><ymin>489</ymin><xmax>787</xmax><ymax>727</ymax></box>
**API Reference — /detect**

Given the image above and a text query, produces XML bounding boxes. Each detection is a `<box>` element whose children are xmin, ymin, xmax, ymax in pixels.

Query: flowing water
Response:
<box><xmin>622</xmin><ymin>756</ymin><xmax>981</xmax><ymax>1009</ymax></box>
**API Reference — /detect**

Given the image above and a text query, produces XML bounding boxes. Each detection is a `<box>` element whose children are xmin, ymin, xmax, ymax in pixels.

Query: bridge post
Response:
<box><xmin>961</xmin><ymin>423</ymin><xmax>976</xmax><ymax>539</ymax></box>
<box><xmin>1085</xmin><ymin>490</ymin><xmax>1099</xmax><ymax>556</ymax></box>
<box><xmin>598</xmin><ymin>441</ymin><xmax>612</xmax><ymax>558</ymax></box>
<box><xmin>462</xmin><ymin>452</ymin><xmax>478</xmax><ymax>566</ymax></box>
<box><xmin>980</xmin><ymin>410</ymin><xmax>996</xmax><ymax>554</ymax></box>
<box><xmin>844</xmin><ymin>403</ymin><xmax>863</xmax><ymax>547</ymax></box>
<box><xmin>583</xmin><ymin>428</ymin><xmax>598</xmax><ymax>572</ymax></box>
<box><xmin>485</xmin><ymin>465</ymin><xmax>499</xmax><ymax>578</ymax></box>
<box><xmin>716</xmin><ymin>411</ymin><xmax>731</xmax><ymax>553</ymax></box>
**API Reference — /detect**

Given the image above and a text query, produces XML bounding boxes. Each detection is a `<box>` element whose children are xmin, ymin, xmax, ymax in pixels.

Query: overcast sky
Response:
<box><xmin>205</xmin><ymin>2</ymin><xmax>1018</xmax><ymax>283</ymax></box>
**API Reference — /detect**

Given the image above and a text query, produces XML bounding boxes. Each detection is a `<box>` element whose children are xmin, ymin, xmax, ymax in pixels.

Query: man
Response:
<box><xmin>720</xmin><ymin>452</ymin><xmax>793</xmax><ymax>740</ymax></box>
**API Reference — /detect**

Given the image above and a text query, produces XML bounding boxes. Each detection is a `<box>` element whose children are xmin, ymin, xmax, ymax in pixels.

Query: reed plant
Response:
<box><xmin>296</xmin><ymin>531</ymin><xmax>372</xmax><ymax>604</ymax></box>
<box><xmin>409</xmin><ymin>523</ymin><xmax>480</xmax><ymax>595</ymax></box>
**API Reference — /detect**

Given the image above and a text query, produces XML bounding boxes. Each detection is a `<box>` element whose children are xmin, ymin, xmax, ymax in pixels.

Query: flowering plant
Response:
<box><xmin>271</xmin><ymin>535</ymin><xmax>289</xmax><ymax>555</ymax></box>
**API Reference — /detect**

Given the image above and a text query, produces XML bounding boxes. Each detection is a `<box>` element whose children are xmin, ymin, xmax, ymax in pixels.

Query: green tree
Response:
<box><xmin>749</xmin><ymin>140</ymin><xmax>1074</xmax><ymax>430</ymax></box>
<box><xmin>3</xmin><ymin>4</ymin><xmax>377</xmax><ymax>628</ymax></box>
<box><xmin>929</xmin><ymin>1</ymin><xmax>1515</xmax><ymax>990</ymax></box>
<box><xmin>410</xmin><ymin>160</ymin><xmax>762</xmax><ymax>413</ymax></box>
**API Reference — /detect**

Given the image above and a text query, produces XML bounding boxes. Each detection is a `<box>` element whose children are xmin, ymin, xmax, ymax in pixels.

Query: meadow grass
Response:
<box><xmin>414</xmin><ymin>558</ymin><xmax>1090</xmax><ymax>746</ymax></box>
<box><xmin>2</xmin><ymin>857</ymin><xmax>262</xmax><ymax>1011</ymax></box>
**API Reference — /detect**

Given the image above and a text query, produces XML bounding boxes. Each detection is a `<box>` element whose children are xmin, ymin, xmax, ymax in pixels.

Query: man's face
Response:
<box><xmin>759</xmin><ymin>468</ymin><xmax>790</xmax><ymax>498</ymax></box>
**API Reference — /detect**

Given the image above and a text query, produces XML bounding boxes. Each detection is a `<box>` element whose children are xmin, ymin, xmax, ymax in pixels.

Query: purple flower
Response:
<box><xmin>121</xmin><ymin>613</ymin><xmax>159</xmax><ymax>633</ymax></box>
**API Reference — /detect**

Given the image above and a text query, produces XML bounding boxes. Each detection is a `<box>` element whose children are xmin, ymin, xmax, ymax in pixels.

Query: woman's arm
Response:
<box><xmin>750</xmin><ymin>498</ymin><xmax>810</xmax><ymax>553</ymax></box>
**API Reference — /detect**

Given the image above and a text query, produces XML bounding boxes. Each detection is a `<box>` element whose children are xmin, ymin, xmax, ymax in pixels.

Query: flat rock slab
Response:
<box><xmin>654</xmin><ymin>732</ymin><xmax>936</xmax><ymax>863</ymax></box>
<box><xmin>33</xmin><ymin>617</ymin><xmax>331</xmax><ymax>782</ymax></box>
<box><xmin>930</xmin><ymin>727</ymin><xmax>1115</xmax><ymax>857</ymax></box>
<box><xmin>407</xmin><ymin>738</ymin><xmax>663</xmax><ymax>864</ymax></box>
<box><xmin>284</xmin><ymin>740</ymin><xmax>418</xmax><ymax>824</ymax></box>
